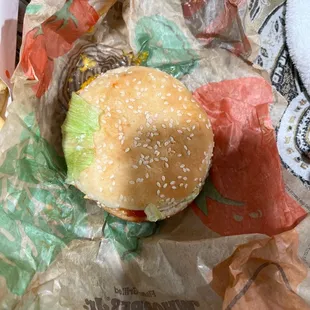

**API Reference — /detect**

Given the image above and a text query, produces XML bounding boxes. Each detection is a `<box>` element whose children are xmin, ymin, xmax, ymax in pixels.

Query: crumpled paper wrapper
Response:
<box><xmin>1</xmin><ymin>0</ymin><xmax>310</xmax><ymax>309</ymax></box>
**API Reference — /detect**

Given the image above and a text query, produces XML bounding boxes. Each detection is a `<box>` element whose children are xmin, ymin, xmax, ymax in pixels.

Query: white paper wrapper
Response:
<box><xmin>1</xmin><ymin>1</ymin><xmax>310</xmax><ymax>309</ymax></box>
<box><xmin>0</xmin><ymin>0</ymin><xmax>18</xmax><ymax>89</ymax></box>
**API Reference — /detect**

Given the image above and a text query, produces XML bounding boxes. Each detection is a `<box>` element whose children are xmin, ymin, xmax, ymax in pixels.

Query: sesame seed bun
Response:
<box><xmin>67</xmin><ymin>66</ymin><xmax>214</xmax><ymax>222</ymax></box>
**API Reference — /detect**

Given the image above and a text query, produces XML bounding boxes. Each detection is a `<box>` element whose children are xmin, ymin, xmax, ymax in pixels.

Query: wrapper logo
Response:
<box><xmin>83</xmin><ymin>297</ymin><xmax>200</xmax><ymax>310</ymax></box>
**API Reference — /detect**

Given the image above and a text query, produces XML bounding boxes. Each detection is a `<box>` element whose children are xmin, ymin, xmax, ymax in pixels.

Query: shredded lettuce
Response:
<box><xmin>62</xmin><ymin>92</ymin><xmax>100</xmax><ymax>182</ymax></box>
<box><xmin>145</xmin><ymin>204</ymin><xmax>164</xmax><ymax>222</ymax></box>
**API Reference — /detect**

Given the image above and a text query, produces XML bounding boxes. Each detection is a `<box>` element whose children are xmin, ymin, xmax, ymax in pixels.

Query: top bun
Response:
<box><xmin>63</xmin><ymin>66</ymin><xmax>214</xmax><ymax>221</ymax></box>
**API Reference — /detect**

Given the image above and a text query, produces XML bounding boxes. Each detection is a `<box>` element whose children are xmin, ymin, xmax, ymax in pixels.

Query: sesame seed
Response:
<box><xmin>100</xmin><ymin>187</ymin><xmax>103</xmax><ymax>192</ymax></box>
<box><xmin>160</xmin><ymin>194</ymin><xmax>165</xmax><ymax>198</ymax></box>
<box><xmin>180</xmin><ymin>164</ymin><xmax>185</xmax><ymax>168</ymax></box>
<box><xmin>154</xmin><ymin>158</ymin><xmax>159</xmax><ymax>162</ymax></box>
<box><xmin>178</xmin><ymin>176</ymin><xmax>182</xmax><ymax>179</ymax></box>
<box><xmin>163</xmin><ymin>183</ymin><xmax>168</xmax><ymax>188</ymax></box>
<box><xmin>164</xmin><ymin>101</ymin><xmax>169</xmax><ymax>105</ymax></box>
<box><xmin>185</xmin><ymin>184</ymin><xmax>188</xmax><ymax>189</ymax></box>
<box><xmin>180</xmin><ymin>183</ymin><xmax>184</xmax><ymax>187</ymax></box>
<box><xmin>170</xmin><ymin>181</ymin><xmax>176</xmax><ymax>185</ymax></box>
<box><xmin>183</xmin><ymin>177</ymin><xmax>188</xmax><ymax>181</ymax></box>
<box><xmin>177</xmin><ymin>154</ymin><xmax>182</xmax><ymax>157</ymax></box>
<box><xmin>177</xmin><ymin>130</ymin><xmax>183</xmax><ymax>134</ymax></box>
<box><xmin>157</xmin><ymin>190</ymin><xmax>161</xmax><ymax>196</ymax></box>
<box><xmin>165</xmin><ymin>163</ymin><xmax>169</xmax><ymax>168</ymax></box>
<box><xmin>167</xmin><ymin>93</ymin><xmax>171</xmax><ymax>96</ymax></box>
<box><xmin>145</xmin><ymin>173</ymin><xmax>149</xmax><ymax>179</ymax></box>
<box><xmin>112</xmin><ymin>181</ymin><xmax>116</xmax><ymax>186</ymax></box>
<box><xmin>184</xmin><ymin>145</ymin><xmax>188</xmax><ymax>151</ymax></box>
<box><xmin>172</xmin><ymin>186</ymin><xmax>177</xmax><ymax>190</ymax></box>
<box><xmin>162</xmin><ymin>124</ymin><xmax>166</xmax><ymax>129</ymax></box>
<box><xmin>187</xmin><ymin>151</ymin><xmax>191</xmax><ymax>156</ymax></box>
<box><xmin>132</xmin><ymin>165</ymin><xmax>138</xmax><ymax>169</ymax></box>
<box><xmin>110</xmin><ymin>175</ymin><xmax>115</xmax><ymax>179</ymax></box>
<box><xmin>162</xmin><ymin>176</ymin><xmax>166</xmax><ymax>181</ymax></box>
<box><xmin>129</xmin><ymin>180</ymin><xmax>135</xmax><ymax>185</ymax></box>
<box><xmin>147</xmin><ymin>165</ymin><xmax>151</xmax><ymax>169</ymax></box>
<box><xmin>125</xmin><ymin>148</ymin><xmax>130</xmax><ymax>153</ymax></box>
<box><xmin>186</xmin><ymin>120</ymin><xmax>191</xmax><ymax>123</ymax></box>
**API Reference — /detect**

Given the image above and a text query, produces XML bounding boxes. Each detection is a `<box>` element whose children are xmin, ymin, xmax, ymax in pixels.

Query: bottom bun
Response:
<box><xmin>98</xmin><ymin>180</ymin><xmax>206</xmax><ymax>222</ymax></box>
<box><xmin>99</xmin><ymin>204</ymin><xmax>147</xmax><ymax>222</ymax></box>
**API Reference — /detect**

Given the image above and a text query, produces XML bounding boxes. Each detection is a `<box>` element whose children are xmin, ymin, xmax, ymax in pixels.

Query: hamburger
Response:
<box><xmin>62</xmin><ymin>66</ymin><xmax>214</xmax><ymax>222</ymax></box>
